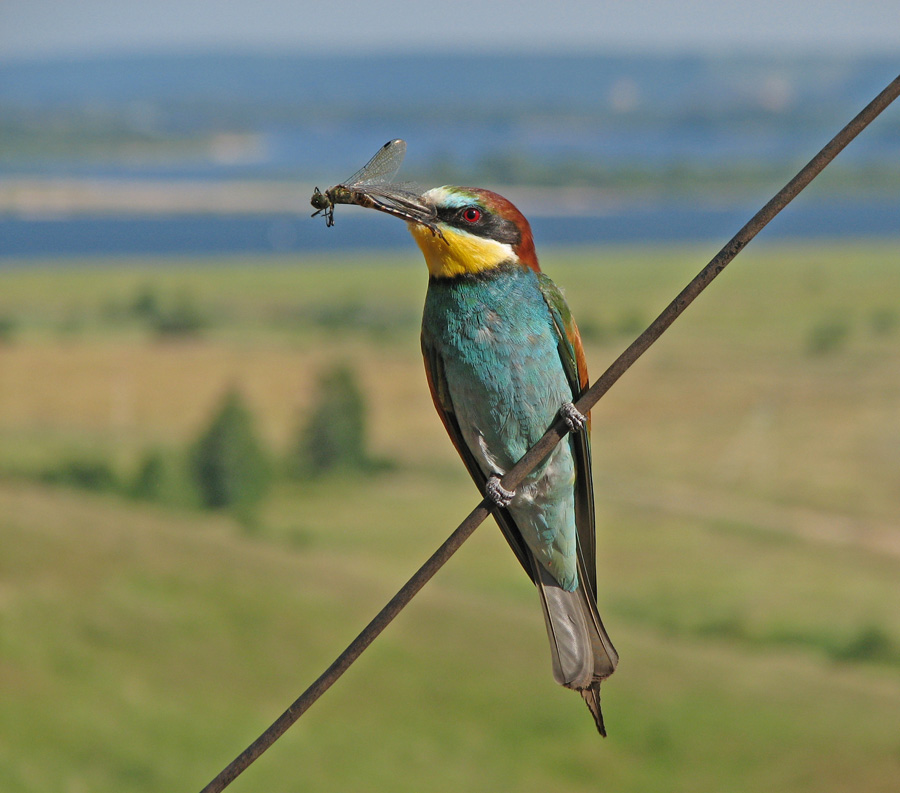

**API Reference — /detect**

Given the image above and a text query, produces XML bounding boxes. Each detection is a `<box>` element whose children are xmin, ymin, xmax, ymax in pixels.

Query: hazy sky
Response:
<box><xmin>2</xmin><ymin>0</ymin><xmax>899</xmax><ymax>59</ymax></box>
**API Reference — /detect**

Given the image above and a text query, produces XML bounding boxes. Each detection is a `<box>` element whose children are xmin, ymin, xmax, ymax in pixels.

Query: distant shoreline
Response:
<box><xmin>0</xmin><ymin>178</ymin><xmax>696</xmax><ymax>219</ymax></box>
<box><xmin>2</xmin><ymin>177</ymin><xmax>896</xmax><ymax>221</ymax></box>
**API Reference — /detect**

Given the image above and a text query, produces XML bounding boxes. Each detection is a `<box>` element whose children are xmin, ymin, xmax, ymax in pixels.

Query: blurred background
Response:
<box><xmin>1</xmin><ymin>2</ymin><xmax>898</xmax><ymax>792</ymax></box>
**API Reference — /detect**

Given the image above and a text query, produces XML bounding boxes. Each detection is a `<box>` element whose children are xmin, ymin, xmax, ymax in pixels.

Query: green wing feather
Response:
<box><xmin>535</xmin><ymin>273</ymin><xmax>598</xmax><ymax>598</ymax></box>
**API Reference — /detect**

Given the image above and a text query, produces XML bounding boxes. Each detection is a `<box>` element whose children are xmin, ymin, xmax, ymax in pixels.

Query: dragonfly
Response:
<box><xmin>310</xmin><ymin>139</ymin><xmax>443</xmax><ymax>237</ymax></box>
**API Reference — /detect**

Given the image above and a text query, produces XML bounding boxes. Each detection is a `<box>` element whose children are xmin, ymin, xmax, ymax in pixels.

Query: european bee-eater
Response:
<box><xmin>396</xmin><ymin>185</ymin><xmax>618</xmax><ymax>735</ymax></box>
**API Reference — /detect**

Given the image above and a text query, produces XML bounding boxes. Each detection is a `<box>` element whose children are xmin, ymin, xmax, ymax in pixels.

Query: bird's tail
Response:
<box><xmin>535</xmin><ymin>563</ymin><xmax>618</xmax><ymax>736</ymax></box>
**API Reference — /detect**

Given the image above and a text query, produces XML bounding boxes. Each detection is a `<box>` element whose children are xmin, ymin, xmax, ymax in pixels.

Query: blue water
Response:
<box><xmin>2</xmin><ymin>53</ymin><xmax>897</xmax><ymax>261</ymax></box>
<box><xmin>1</xmin><ymin>200</ymin><xmax>897</xmax><ymax>260</ymax></box>
<box><xmin>3</xmin><ymin>53</ymin><xmax>898</xmax><ymax>183</ymax></box>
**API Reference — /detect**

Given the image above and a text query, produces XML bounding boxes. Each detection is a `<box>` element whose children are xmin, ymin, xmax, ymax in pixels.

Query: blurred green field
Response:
<box><xmin>1</xmin><ymin>241</ymin><xmax>899</xmax><ymax>792</ymax></box>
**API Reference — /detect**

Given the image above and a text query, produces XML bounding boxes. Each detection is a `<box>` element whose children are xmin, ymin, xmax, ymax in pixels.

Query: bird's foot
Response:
<box><xmin>485</xmin><ymin>475</ymin><xmax>515</xmax><ymax>509</ymax></box>
<box><xmin>559</xmin><ymin>401</ymin><xmax>587</xmax><ymax>433</ymax></box>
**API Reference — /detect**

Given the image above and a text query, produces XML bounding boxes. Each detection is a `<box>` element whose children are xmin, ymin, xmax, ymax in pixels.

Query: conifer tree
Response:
<box><xmin>192</xmin><ymin>388</ymin><xmax>271</xmax><ymax>520</ymax></box>
<box><xmin>291</xmin><ymin>365</ymin><xmax>369</xmax><ymax>476</ymax></box>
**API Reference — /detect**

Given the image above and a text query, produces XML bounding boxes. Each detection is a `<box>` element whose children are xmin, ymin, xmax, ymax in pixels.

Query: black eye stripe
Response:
<box><xmin>436</xmin><ymin>205</ymin><xmax>521</xmax><ymax>246</ymax></box>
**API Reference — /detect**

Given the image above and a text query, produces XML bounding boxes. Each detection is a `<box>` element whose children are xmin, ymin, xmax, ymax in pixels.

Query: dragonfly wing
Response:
<box><xmin>343</xmin><ymin>139</ymin><xmax>407</xmax><ymax>187</ymax></box>
<box><xmin>363</xmin><ymin>186</ymin><xmax>430</xmax><ymax>213</ymax></box>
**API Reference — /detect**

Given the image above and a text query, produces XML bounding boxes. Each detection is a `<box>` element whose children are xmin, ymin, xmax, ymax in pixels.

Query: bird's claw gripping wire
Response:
<box><xmin>559</xmin><ymin>401</ymin><xmax>587</xmax><ymax>433</ymax></box>
<box><xmin>485</xmin><ymin>475</ymin><xmax>515</xmax><ymax>509</ymax></box>
<box><xmin>485</xmin><ymin>404</ymin><xmax>583</xmax><ymax>510</ymax></box>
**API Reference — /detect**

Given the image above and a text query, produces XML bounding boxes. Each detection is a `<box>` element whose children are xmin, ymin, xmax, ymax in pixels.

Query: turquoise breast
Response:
<box><xmin>422</xmin><ymin>265</ymin><xmax>580</xmax><ymax>589</ymax></box>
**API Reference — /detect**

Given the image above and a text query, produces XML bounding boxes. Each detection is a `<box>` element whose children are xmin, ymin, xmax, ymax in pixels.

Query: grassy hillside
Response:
<box><xmin>1</xmin><ymin>242</ymin><xmax>899</xmax><ymax>792</ymax></box>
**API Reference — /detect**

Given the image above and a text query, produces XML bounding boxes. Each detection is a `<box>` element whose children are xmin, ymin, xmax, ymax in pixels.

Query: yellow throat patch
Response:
<box><xmin>408</xmin><ymin>223</ymin><xmax>514</xmax><ymax>279</ymax></box>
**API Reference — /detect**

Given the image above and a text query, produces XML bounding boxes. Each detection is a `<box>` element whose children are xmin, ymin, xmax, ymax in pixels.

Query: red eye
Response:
<box><xmin>462</xmin><ymin>207</ymin><xmax>482</xmax><ymax>223</ymax></box>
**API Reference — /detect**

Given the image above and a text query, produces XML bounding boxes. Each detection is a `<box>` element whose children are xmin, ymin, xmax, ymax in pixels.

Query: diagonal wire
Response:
<box><xmin>198</xmin><ymin>72</ymin><xmax>900</xmax><ymax>793</ymax></box>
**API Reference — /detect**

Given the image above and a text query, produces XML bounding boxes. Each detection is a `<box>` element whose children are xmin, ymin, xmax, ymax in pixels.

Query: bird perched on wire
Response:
<box><xmin>409</xmin><ymin>185</ymin><xmax>618</xmax><ymax>734</ymax></box>
<box><xmin>312</xmin><ymin>146</ymin><xmax>617</xmax><ymax>733</ymax></box>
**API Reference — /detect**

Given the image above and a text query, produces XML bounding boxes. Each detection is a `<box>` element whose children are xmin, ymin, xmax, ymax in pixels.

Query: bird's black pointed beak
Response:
<box><xmin>348</xmin><ymin>186</ymin><xmax>446</xmax><ymax>240</ymax></box>
<box><xmin>360</xmin><ymin>186</ymin><xmax>437</xmax><ymax>226</ymax></box>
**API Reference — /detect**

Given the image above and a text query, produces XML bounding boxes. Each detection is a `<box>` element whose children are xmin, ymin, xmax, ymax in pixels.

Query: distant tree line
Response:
<box><xmin>37</xmin><ymin>363</ymin><xmax>379</xmax><ymax>528</ymax></box>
